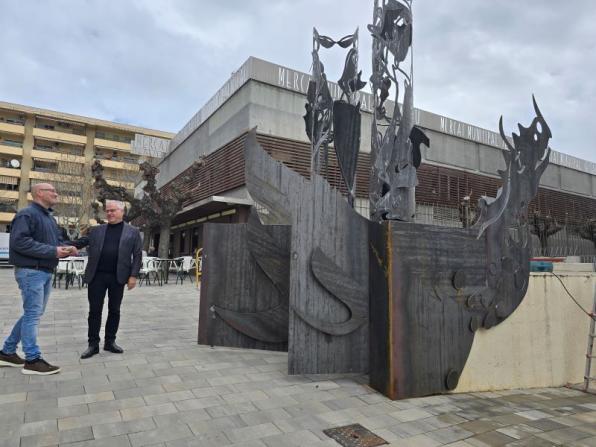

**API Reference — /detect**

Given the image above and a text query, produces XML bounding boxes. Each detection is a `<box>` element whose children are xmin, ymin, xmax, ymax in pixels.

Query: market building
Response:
<box><xmin>154</xmin><ymin>57</ymin><xmax>596</xmax><ymax>257</ymax></box>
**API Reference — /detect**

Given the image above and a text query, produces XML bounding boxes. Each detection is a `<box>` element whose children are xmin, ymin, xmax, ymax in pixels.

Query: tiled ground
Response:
<box><xmin>0</xmin><ymin>268</ymin><xmax>595</xmax><ymax>447</ymax></box>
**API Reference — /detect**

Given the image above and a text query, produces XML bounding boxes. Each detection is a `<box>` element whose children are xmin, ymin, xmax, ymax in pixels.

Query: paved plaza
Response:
<box><xmin>0</xmin><ymin>268</ymin><xmax>595</xmax><ymax>447</ymax></box>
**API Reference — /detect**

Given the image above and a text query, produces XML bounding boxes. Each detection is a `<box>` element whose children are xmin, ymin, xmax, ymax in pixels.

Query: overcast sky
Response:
<box><xmin>1</xmin><ymin>1</ymin><xmax>594</xmax><ymax>162</ymax></box>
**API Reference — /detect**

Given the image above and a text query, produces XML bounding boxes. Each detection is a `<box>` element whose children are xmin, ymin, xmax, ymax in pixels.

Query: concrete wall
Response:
<box><xmin>455</xmin><ymin>272</ymin><xmax>595</xmax><ymax>392</ymax></box>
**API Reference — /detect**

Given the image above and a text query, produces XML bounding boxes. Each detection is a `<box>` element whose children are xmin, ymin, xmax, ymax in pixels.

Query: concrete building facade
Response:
<box><xmin>153</xmin><ymin>57</ymin><xmax>596</xmax><ymax>257</ymax></box>
<box><xmin>0</xmin><ymin>101</ymin><xmax>173</xmax><ymax>231</ymax></box>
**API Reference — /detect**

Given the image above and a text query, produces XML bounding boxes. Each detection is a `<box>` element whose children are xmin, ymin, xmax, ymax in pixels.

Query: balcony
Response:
<box><xmin>26</xmin><ymin>192</ymin><xmax>81</xmax><ymax>205</ymax></box>
<box><xmin>0</xmin><ymin>121</ymin><xmax>25</xmax><ymax>136</ymax></box>
<box><xmin>29</xmin><ymin>171</ymin><xmax>83</xmax><ymax>183</ymax></box>
<box><xmin>106</xmin><ymin>178</ymin><xmax>135</xmax><ymax>190</ymax></box>
<box><xmin>32</xmin><ymin>127</ymin><xmax>87</xmax><ymax>145</ymax></box>
<box><xmin>34</xmin><ymin>140</ymin><xmax>84</xmax><ymax>156</ymax></box>
<box><xmin>0</xmin><ymin>167</ymin><xmax>21</xmax><ymax>178</ymax></box>
<box><xmin>32</xmin><ymin>148</ymin><xmax>85</xmax><ymax>164</ymax></box>
<box><xmin>0</xmin><ymin>190</ymin><xmax>19</xmax><ymax>199</ymax></box>
<box><xmin>0</xmin><ymin>212</ymin><xmax>16</xmax><ymax>223</ymax></box>
<box><xmin>94</xmin><ymin>138</ymin><xmax>131</xmax><ymax>152</ymax></box>
<box><xmin>0</xmin><ymin>144</ymin><xmax>23</xmax><ymax>157</ymax></box>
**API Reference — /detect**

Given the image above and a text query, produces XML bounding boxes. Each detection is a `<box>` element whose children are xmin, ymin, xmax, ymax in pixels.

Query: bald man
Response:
<box><xmin>0</xmin><ymin>183</ymin><xmax>76</xmax><ymax>375</ymax></box>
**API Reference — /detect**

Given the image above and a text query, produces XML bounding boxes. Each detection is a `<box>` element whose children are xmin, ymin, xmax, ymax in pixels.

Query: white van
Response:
<box><xmin>0</xmin><ymin>233</ymin><xmax>9</xmax><ymax>266</ymax></box>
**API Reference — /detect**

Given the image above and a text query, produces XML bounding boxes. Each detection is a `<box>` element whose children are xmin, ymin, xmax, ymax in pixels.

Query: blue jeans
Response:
<box><xmin>2</xmin><ymin>268</ymin><xmax>52</xmax><ymax>361</ymax></box>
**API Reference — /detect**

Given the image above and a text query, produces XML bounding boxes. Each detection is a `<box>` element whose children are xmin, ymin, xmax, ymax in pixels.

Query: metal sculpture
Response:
<box><xmin>369</xmin><ymin>99</ymin><xmax>551</xmax><ymax>399</ymax></box>
<box><xmin>304</xmin><ymin>28</ymin><xmax>366</xmax><ymax>206</ymax></box>
<box><xmin>245</xmin><ymin>129</ymin><xmax>369</xmax><ymax>374</ymax></box>
<box><xmin>368</xmin><ymin>0</ymin><xmax>429</xmax><ymax>221</ymax></box>
<box><xmin>198</xmin><ymin>212</ymin><xmax>290</xmax><ymax>351</ymax></box>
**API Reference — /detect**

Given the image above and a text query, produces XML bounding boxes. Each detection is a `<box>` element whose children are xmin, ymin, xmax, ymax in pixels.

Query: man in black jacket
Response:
<box><xmin>74</xmin><ymin>200</ymin><xmax>142</xmax><ymax>359</ymax></box>
<box><xmin>0</xmin><ymin>183</ymin><xmax>75</xmax><ymax>375</ymax></box>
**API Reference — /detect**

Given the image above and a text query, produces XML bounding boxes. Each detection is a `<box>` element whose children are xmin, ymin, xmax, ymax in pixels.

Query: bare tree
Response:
<box><xmin>529</xmin><ymin>210</ymin><xmax>562</xmax><ymax>256</ymax></box>
<box><xmin>31</xmin><ymin>154</ymin><xmax>91</xmax><ymax>239</ymax></box>
<box><xmin>92</xmin><ymin>158</ymin><xmax>204</xmax><ymax>258</ymax></box>
<box><xmin>577</xmin><ymin>217</ymin><xmax>596</xmax><ymax>250</ymax></box>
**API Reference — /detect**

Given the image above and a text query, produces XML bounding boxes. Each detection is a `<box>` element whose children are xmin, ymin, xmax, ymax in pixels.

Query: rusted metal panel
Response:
<box><xmin>245</xmin><ymin>129</ymin><xmax>369</xmax><ymax>374</ymax></box>
<box><xmin>369</xmin><ymin>100</ymin><xmax>552</xmax><ymax>399</ymax></box>
<box><xmin>198</xmin><ymin>214</ymin><xmax>290</xmax><ymax>351</ymax></box>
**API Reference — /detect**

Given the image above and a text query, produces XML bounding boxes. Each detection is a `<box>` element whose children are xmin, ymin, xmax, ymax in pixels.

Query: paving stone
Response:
<box><xmin>165</xmin><ymin>431</ymin><xmax>232</xmax><ymax>446</ymax></box>
<box><xmin>153</xmin><ymin>409</ymin><xmax>211</xmax><ymax>427</ymax></box>
<box><xmin>58</xmin><ymin>391</ymin><xmax>114</xmax><ymax>407</ymax></box>
<box><xmin>515</xmin><ymin>410</ymin><xmax>553</xmax><ymax>421</ymax></box>
<box><xmin>0</xmin><ymin>392</ymin><xmax>27</xmax><ymax>405</ymax></box>
<box><xmin>58</xmin><ymin>410</ymin><xmax>122</xmax><ymax>430</ymax></box>
<box><xmin>567</xmin><ymin>436</ymin><xmax>596</xmax><ymax>447</ymax></box>
<box><xmin>524</xmin><ymin>418</ymin><xmax>570</xmax><ymax>432</ymax></box>
<box><xmin>59</xmin><ymin>427</ymin><xmax>95</xmax><ymax>444</ymax></box>
<box><xmin>465</xmin><ymin>430</ymin><xmax>517</xmax><ymax>446</ymax></box>
<box><xmin>92</xmin><ymin>417</ymin><xmax>156</xmax><ymax>439</ymax></box>
<box><xmin>25</xmin><ymin>403</ymin><xmax>89</xmax><ymax>423</ymax></box>
<box><xmin>496</xmin><ymin>424</ymin><xmax>542</xmax><ymax>440</ymax></box>
<box><xmin>62</xmin><ymin>433</ymin><xmax>132</xmax><ymax>446</ymax></box>
<box><xmin>120</xmin><ymin>403</ymin><xmax>178</xmax><ymax>421</ymax></box>
<box><xmin>19</xmin><ymin>431</ymin><xmax>59</xmax><ymax>447</ymax></box>
<box><xmin>387</xmin><ymin>434</ymin><xmax>442</xmax><ymax>447</ymax></box>
<box><xmin>535</xmin><ymin>427</ymin><xmax>593</xmax><ymax>444</ymax></box>
<box><xmin>128</xmin><ymin>423</ymin><xmax>193</xmax><ymax>446</ymax></box>
<box><xmin>225</xmin><ymin>422</ymin><xmax>282</xmax><ymax>443</ymax></box>
<box><xmin>426</xmin><ymin>425</ymin><xmax>475</xmax><ymax>444</ymax></box>
<box><xmin>506</xmin><ymin>435</ymin><xmax>561</xmax><ymax>446</ymax></box>
<box><xmin>186</xmin><ymin>415</ymin><xmax>246</xmax><ymax>435</ymax></box>
<box><xmin>88</xmin><ymin>396</ymin><xmax>146</xmax><ymax>413</ymax></box>
<box><xmin>391</xmin><ymin>407</ymin><xmax>434</xmax><ymax>422</ymax></box>
<box><xmin>19</xmin><ymin>419</ymin><xmax>58</xmax><ymax>436</ymax></box>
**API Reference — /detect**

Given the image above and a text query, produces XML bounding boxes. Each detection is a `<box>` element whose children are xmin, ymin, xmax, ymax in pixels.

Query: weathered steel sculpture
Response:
<box><xmin>304</xmin><ymin>28</ymin><xmax>366</xmax><ymax>206</ymax></box>
<box><xmin>370</xmin><ymin>98</ymin><xmax>551</xmax><ymax>399</ymax></box>
<box><xmin>245</xmin><ymin>129</ymin><xmax>369</xmax><ymax>374</ymax></box>
<box><xmin>197</xmin><ymin>0</ymin><xmax>554</xmax><ymax>401</ymax></box>
<box><xmin>198</xmin><ymin>212</ymin><xmax>290</xmax><ymax>351</ymax></box>
<box><xmin>368</xmin><ymin>0</ymin><xmax>429</xmax><ymax>221</ymax></box>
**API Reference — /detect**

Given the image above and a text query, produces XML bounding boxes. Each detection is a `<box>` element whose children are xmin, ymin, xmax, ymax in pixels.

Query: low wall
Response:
<box><xmin>455</xmin><ymin>272</ymin><xmax>595</xmax><ymax>392</ymax></box>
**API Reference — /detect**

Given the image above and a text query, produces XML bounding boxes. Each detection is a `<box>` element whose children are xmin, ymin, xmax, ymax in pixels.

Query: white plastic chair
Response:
<box><xmin>139</xmin><ymin>257</ymin><xmax>160</xmax><ymax>286</ymax></box>
<box><xmin>176</xmin><ymin>256</ymin><xmax>195</xmax><ymax>285</ymax></box>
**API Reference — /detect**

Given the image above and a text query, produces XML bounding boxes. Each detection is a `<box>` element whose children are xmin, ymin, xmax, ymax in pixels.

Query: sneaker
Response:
<box><xmin>0</xmin><ymin>350</ymin><xmax>25</xmax><ymax>367</ymax></box>
<box><xmin>21</xmin><ymin>358</ymin><xmax>61</xmax><ymax>376</ymax></box>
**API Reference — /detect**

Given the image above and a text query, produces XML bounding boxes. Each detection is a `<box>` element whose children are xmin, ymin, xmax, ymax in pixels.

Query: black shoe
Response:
<box><xmin>103</xmin><ymin>342</ymin><xmax>123</xmax><ymax>354</ymax></box>
<box><xmin>0</xmin><ymin>350</ymin><xmax>25</xmax><ymax>367</ymax></box>
<box><xmin>80</xmin><ymin>345</ymin><xmax>99</xmax><ymax>359</ymax></box>
<box><xmin>22</xmin><ymin>358</ymin><xmax>60</xmax><ymax>375</ymax></box>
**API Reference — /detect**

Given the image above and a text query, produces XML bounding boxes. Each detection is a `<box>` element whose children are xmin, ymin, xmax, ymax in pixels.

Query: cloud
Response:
<box><xmin>0</xmin><ymin>0</ymin><xmax>593</xmax><ymax>162</ymax></box>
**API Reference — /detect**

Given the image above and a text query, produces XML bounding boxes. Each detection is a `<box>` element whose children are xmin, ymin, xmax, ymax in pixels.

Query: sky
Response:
<box><xmin>0</xmin><ymin>0</ymin><xmax>594</xmax><ymax>162</ymax></box>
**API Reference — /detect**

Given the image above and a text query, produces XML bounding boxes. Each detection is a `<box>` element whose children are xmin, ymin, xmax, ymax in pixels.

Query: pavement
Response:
<box><xmin>0</xmin><ymin>267</ymin><xmax>595</xmax><ymax>447</ymax></box>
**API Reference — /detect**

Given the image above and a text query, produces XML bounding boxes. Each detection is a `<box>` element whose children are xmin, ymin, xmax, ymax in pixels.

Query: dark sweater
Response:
<box><xmin>97</xmin><ymin>221</ymin><xmax>123</xmax><ymax>274</ymax></box>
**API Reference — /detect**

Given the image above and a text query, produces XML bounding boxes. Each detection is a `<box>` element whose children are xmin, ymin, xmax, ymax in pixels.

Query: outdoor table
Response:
<box><xmin>154</xmin><ymin>258</ymin><xmax>183</xmax><ymax>284</ymax></box>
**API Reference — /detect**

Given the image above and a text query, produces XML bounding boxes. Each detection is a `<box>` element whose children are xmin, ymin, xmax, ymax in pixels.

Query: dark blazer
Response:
<box><xmin>75</xmin><ymin>222</ymin><xmax>142</xmax><ymax>285</ymax></box>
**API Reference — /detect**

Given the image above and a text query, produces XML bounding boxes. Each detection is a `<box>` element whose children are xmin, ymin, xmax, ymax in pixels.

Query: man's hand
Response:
<box><xmin>68</xmin><ymin>246</ymin><xmax>79</xmax><ymax>256</ymax></box>
<box><xmin>127</xmin><ymin>277</ymin><xmax>137</xmax><ymax>290</ymax></box>
<box><xmin>56</xmin><ymin>246</ymin><xmax>72</xmax><ymax>258</ymax></box>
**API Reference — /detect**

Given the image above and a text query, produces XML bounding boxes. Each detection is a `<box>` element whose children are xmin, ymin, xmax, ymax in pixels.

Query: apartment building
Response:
<box><xmin>0</xmin><ymin>101</ymin><xmax>174</xmax><ymax>231</ymax></box>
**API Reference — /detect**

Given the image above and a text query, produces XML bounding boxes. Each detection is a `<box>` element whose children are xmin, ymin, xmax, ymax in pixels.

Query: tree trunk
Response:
<box><xmin>158</xmin><ymin>223</ymin><xmax>171</xmax><ymax>258</ymax></box>
<box><xmin>142</xmin><ymin>231</ymin><xmax>150</xmax><ymax>252</ymax></box>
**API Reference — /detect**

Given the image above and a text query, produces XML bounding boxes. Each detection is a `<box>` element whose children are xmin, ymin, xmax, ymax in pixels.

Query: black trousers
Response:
<box><xmin>87</xmin><ymin>272</ymin><xmax>125</xmax><ymax>346</ymax></box>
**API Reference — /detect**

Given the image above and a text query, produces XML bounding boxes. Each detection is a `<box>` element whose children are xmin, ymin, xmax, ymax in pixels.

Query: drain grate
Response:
<box><xmin>323</xmin><ymin>423</ymin><xmax>388</xmax><ymax>447</ymax></box>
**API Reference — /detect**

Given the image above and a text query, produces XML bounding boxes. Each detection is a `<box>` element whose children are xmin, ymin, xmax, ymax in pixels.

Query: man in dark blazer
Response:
<box><xmin>74</xmin><ymin>200</ymin><xmax>142</xmax><ymax>359</ymax></box>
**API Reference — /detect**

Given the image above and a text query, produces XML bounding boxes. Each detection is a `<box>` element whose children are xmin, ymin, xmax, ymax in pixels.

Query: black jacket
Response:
<box><xmin>74</xmin><ymin>222</ymin><xmax>142</xmax><ymax>285</ymax></box>
<box><xmin>9</xmin><ymin>202</ymin><xmax>61</xmax><ymax>270</ymax></box>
